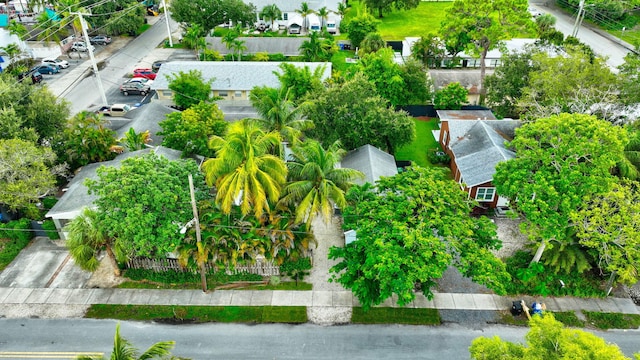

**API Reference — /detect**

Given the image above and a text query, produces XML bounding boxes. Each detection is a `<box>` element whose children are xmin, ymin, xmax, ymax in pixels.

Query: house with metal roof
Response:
<box><xmin>46</xmin><ymin>146</ymin><xmax>185</xmax><ymax>239</ymax></box>
<box><xmin>340</xmin><ymin>144</ymin><xmax>398</xmax><ymax>186</ymax></box>
<box><xmin>150</xmin><ymin>61</ymin><xmax>332</xmax><ymax>104</ymax></box>
<box><xmin>437</xmin><ymin>110</ymin><xmax>521</xmax><ymax>208</ymax></box>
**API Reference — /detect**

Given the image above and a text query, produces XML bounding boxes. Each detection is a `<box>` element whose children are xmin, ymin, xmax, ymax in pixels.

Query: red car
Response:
<box><xmin>133</xmin><ymin>68</ymin><xmax>156</xmax><ymax>80</ymax></box>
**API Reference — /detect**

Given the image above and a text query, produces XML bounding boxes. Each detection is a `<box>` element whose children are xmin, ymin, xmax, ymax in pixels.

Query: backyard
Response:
<box><xmin>395</xmin><ymin>117</ymin><xmax>445</xmax><ymax>168</ymax></box>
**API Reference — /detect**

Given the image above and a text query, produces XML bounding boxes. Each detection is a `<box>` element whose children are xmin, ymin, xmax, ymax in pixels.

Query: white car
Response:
<box><xmin>42</xmin><ymin>57</ymin><xmax>70</xmax><ymax>69</ymax></box>
<box><xmin>529</xmin><ymin>7</ymin><xmax>542</xmax><ymax>18</ymax></box>
<box><xmin>125</xmin><ymin>77</ymin><xmax>154</xmax><ymax>86</ymax></box>
<box><xmin>71</xmin><ymin>41</ymin><xmax>95</xmax><ymax>52</ymax></box>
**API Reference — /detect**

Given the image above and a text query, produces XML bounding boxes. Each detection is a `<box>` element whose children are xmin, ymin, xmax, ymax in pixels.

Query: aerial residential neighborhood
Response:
<box><xmin>1</xmin><ymin>0</ymin><xmax>640</xmax><ymax>358</ymax></box>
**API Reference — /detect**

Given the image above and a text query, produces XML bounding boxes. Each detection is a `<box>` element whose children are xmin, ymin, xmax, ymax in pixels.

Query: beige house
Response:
<box><xmin>151</xmin><ymin>61</ymin><xmax>332</xmax><ymax>104</ymax></box>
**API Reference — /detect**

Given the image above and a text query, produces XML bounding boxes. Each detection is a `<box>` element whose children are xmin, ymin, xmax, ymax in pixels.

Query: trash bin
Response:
<box><xmin>339</xmin><ymin>43</ymin><xmax>345</xmax><ymax>50</ymax></box>
<box><xmin>511</xmin><ymin>300</ymin><xmax>523</xmax><ymax>316</ymax></box>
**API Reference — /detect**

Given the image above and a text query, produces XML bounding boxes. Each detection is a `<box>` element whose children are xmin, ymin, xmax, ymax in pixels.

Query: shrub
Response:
<box><xmin>254</xmin><ymin>52</ymin><xmax>269</xmax><ymax>61</ymax></box>
<box><xmin>41</xmin><ymin>196</ymin><xmax>58</xmax><ymax>210</ymax></box>
<box><xmin>41</xmin><ymin>220</ymin><xmax>60</xmax><ymax>240</ymax></box>
<box><xmin>279</xmin><ymin>257</ymin><xmax>311</xmax><ymax>285</ymax></box>
<box><xmin>201</xmin><ymin>49</ymin><xmax>223</xmax><ymax>61</ymax></box>
<box><xmin>0</xmin><ymin>219</ymin><xmax>34</xmax><ymax>271</ymax></box>
<box><xmin>427</xmin><ymin>149</ymin><xmax>450</xmax><ymax>165</ymax></box>
<box><xmin>268</xmin><ymin>53</ymin><xmax>286</xmax><ymax>61</ymax></box>
<box><xmin>123</xmin><ymin>268</ymin><xmax>263</xmax><ymax>284</ymax></box>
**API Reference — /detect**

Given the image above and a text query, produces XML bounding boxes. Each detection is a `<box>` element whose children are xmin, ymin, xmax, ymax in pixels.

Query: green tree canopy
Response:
<box><xmin>170</xmin><ymin>0</ymin><xmax>255</xmax><ymax>34</ymax></box>
<box><xmin>329</xmin><ymin>167</ymin><xmax>509</xmax><ymax>310</ymax></box>
<box><xmin>0</xmin><ymin>138</ymin><xmax>61</xmax><ymax>211</ymax></box>
<box><xmin>85</xmin><ymin>153</ymin><xmax>208</xmax><ymax>259</ymax></box>
<box><xmin>434</xmin><ymin>82</ymin><xmax>468</xmax><ymax>110</ymax></box>
<box><xmin>158</xmin><ymin>101</ymin><xmax>227</xmax><ymax>158</ymax></box>
<box><xmin>299</xmin><ymin>31</ymin><xmax>336</xmax><ymax>62</ymax></box>
<box><xmin>493</xmin><ymin>113</ymin><xmax>627</xmax><ymax>263</ymax></box>
<box><xmin>202</xmin><ymin>119</ymin><xmax>287</xmax><ymax>218</ymax></box>
<box><xmin>411</xmin><ymin>33</ymin><xmax>446</xmax><ymax>69</ymax></box>
<box><xmin>470</xmin><ymin>314</ymin><xmax>632</xmax><ymax>360</ymax></box>
<box><xmin>441</xmin><ymin>0</ymin><xmax>531</xmax><ymax>102</ymax></box>
<box><xmin>484</xmin><ymin>49</ymin><xmax>536</xmax><ymax>118</ymax></box>
<box><xmin>167</xmin><ymin>69</ymin><xmax>212</xmax><ymax>110</ymax></box>
<box><xmin>52</xmin><ymin>111</ymin><xmax>118</xmax><ymax>172</ymax></box>
<box><xmin>618</xmin><ymin>48</ymin><xmax>640</xmax><ymax>106</ymax></box>
<box><xmin>305</xmin><ymin>73</ymin><xmax>415</xmax><ymax>154</ymax></box>
<box><xmin>278</xmin><ymin>140</ymin><xmax>363</xmax><ymax>224</ymax></box>
<box><xmin>344</xmin><ymin>12</ymin><xmax>379</xmax><ymax>48</ymax></box>
<box><xmin>274</xmin><ymin>63</ymin><xmax>325</xmax><ymax>104</ymax></box>
<box><xmin>364</xmin><ymin>0</ymin><xmax>419</xmax><ymax>18</ymax></box>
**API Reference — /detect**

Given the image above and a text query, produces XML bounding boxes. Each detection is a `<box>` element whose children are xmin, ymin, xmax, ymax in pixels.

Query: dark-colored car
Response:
<box><xmin>90</xmin><ymin>35</ymin><xmax>112</xmax><ymax>45</ymax></box>
<box><xmin>31</xmin><ymin>64</ymin><xmax>59</xmax><ymax>75</ymax></box>
<box><xmin>151</xmin><ymin>60</ymin><xmax>166</xmax><ymax>73</ymax></box>
<box><xmin>120</xmin><ymin>82</ymin><xmax>151</xmax><ymax>96</ymax></box>
<box><xmin>18</xmin><ymin>70</ymin><xmax>43</xmax><ymax>84</ymax></box>
<box><xmin>133</xmin><ymin>68</ymin><xmax>156</xmax><ymax>80</ymax></box>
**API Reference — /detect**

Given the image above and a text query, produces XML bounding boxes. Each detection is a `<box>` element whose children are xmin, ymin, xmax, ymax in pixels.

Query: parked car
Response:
<box><xmin>528</xmin><ymin>7</ymin><xmax>542</xmax><ymax>17</ymax></box>
<box><xmin>90</xmin><ymin>35</ymin><xmax>112</xmax><ymax>45</ymax></box>
<box><xmin>31</xmin><ymin>64</ymin><xmax>59</xmax><ymax>75</ymax></box>
<box><xmin>132</xmin><ymin>68</ymin><xmax>156</xmax><ymax>80</ymax></box>
<box><xmin>120</xmin><ymin>82</ymin><xmax>151</xmax><ymax>96</ymax></box>
<box><xmin>42</xmin><ymin>57</ymin><xmax>70</xmax><ymax>69</ymax></box>
<box><xmin>151</xmin><ymin>60</ymin><xmax>166</xmax><ymax>73</ymax></box>
<box><xmin>125</xmin><ymin>77</ymin><xmax>154</xmax><ymax>86</ymax></box>
<box><xmin>71</xmin><ymin>41</ymin><xmax>95</xmax><ymax>52</ymax></box>
<box><xmin>95</xmin><ymin>104</ymin><xmax>132</xmax><ymax>116</ymax></box>
<box><xmin>17</xmin><ymin>70</ymin><xmax>43</xmax><ymax>84</ymax></box>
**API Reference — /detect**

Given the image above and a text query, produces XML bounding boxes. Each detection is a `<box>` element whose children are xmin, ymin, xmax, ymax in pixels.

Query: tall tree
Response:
<box><xmin>181</xmin><ymin>24</ymin><xmax>207</xmax><ymax>58</ymax></box>
<box><xmin>167</xmin><ymin>69</ymin><xmax>213</xmax><ymax>110</ymax></box>
<box><xmin>278</xmin><ymin>140</ymin><xmax>363</xmax><ymax>224</ymax></box>
<box><xmin>400</xmin><ymin>58</ymin><xmax>433</xmax><ymax>105</ymax></box>
<box><xmin>411</xmin><ymin>33</ymin><xmax>446</xmax><ymax>68</ymax></box>
<box><xmin>493</xmin><ymin>113</ymin><xmax>626</xmax><ymax>264</ymax></box>
<box><xmin>0</xmin><ymin>138</ymin><xmax>61</xmax><ymax>211</ymax></box>
<box><xmin>470</xmin><ymin>314</ymin><xmax>633</xmax><ymax>360</ymax></box>
<box><xmin>364</xmin><ymin>0</ymin><xmax>419</xmax><ymax>18</ymax></box>
<box><xmin>330</xmin><ymin>167</ymin><xmax>509</xmax><ymax>310</ymax></box>
<box><xmin>295</xmin><ymin>2</ymin><xmax>315</xmax><ymax>33</ymax></box>
<box><xmin>202</xmin><ymin>119</ymin><xmax>287</xmax><ymax>218</ymax></box>
<box><xmin>317</xmin><ymin>6</ymin><xmax>329</xmax><ymax>29</ymax></box>
<box><xmin>52</xmin><ymin>111</ymin><xmax>118</xmax><ymax>172</ymax></box>
<box><xmin>158</xmin><ymin>101</ymin><xmax>227</xmax><ymax>158</ymax></box>
<box><xmin>344</xmin><ymin>11</ymin><xmax>378</xmax><ymax>48</ymax></box>
<box><xmin>221</xmin><ymin>26</ymin><xmax>240</xmax><ymax>61</ymax></box>
<box><xmin>305</xmin><ymin>73</ymin><xmax>415</xmax><ymax>154</ymax></box>
<box><xmin>518</xmin><ymin>46</ymin><xmax>619</xmax><ymax>121</ymax></box>
<box><xmin>484</xmin><ymin>49</ymin><xmax>536</xmax><ymax>118</ymax></box>
<box><xmin>65</xmin><ymin>208</ymin><xmax>122</xmax><ymax>276</ymax></box>
<box><xmin>571</xmin><ymin>180</ymin><xmax>640</xmax><ymax>285</ymax></box>
<box><xmin>77</xmin><ymin>323</ymin><xmax>175</xmax><ymax>360</ymax></box>
<box><xmin>249</xmin><ymin>86</ymin><xmax>312</xmax><ymax>147</ymax></box>
<box><xmin>170</xmin><ymin>0</ymin><xmax>255</xmax><ymax>34</ymax></box>
<box><xmin>441</xmin><ymin>0</ymin><xmax>531</xmax><ymax>103</ymax></box>
<box><xmin>274</xmin><ymin>63</ymin><xmax>325</xmax><ymax>103</ymax></box>
<box><xmin>259</xmin><ymin>4</ymin><xmax>282</xmax><ymax>31</ymax></box>
<box><xmin>85</xmin><ymin>153</ymin><xmax>207</xmax><ymax>259</ymax></box>
<box><xmin>433</xmin><ymin>82</ymin><xmax>469</xmax><ymax>110</ymax></box>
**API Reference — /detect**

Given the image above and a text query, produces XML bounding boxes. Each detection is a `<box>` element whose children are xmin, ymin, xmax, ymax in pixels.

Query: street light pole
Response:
<box><xmin>571</xmin><ymin>0</ymin><xmax>585</xmax><ymax>37</ymax></box>
<box><xmin>188</xmin><ymin>173</ymin><xmax>207</xmax><ymax>293</ymax></box>
<box><xmin>161</xmin><ymin>0</ymin><xmax>173</xmax><ymax>47</ymax></box>
<box><xmin>74</xmin><ymin>11</ymin><xmax>108</xmax><ymax>106</ymax></box>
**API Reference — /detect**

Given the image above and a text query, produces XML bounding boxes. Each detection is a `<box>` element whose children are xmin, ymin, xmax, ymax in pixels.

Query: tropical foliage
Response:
<box><xmin>167</xmin><ymin>69</ymin><xmax>213</xmax><ymax>110</ymax></box>
<box><xmin>77</xmin><ymin>323</ymin><xmax>175</xmax><ymax>360</ymax></box>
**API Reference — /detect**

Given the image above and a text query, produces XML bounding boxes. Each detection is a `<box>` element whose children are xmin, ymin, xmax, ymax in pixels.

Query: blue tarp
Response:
<box><xmin>0</xmin><ymin>14</ymin><xmax>9</xmax><ymax>27</ymax></box>
<box><xmin>45</xmin><ymin>8</ymin><xmax>60</xmax><ymax>21</ymax></box>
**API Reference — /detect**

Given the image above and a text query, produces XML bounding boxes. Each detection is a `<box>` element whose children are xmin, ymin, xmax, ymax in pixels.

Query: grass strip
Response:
<box><xmin>583</xmin><ymin>311</ymin><xmax>640</xmax><ymax>330</ymax></box>
<box><xmin>85</xmin><ymin>305</ymin><xmax>308</xmax><ymax>324</ymax></box>
<box><xmin>351</xmin><ymin>307</ymin><xmax>440</xmax><ymax>325</ymax></box>
<box><xmin>552</xmin><ymin>311</ymin><xmax>585</xmax><ymax>328</ymax></box>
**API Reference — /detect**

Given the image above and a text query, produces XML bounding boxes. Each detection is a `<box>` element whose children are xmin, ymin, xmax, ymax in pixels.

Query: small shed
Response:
<box><xmin>340</xmin><ymin>144</ymin><xmax>398</xmax><ymax>186</ymax></box>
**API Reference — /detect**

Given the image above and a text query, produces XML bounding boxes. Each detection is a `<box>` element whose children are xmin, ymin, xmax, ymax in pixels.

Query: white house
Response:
<box><xmin>251</xmin><ymin>0</ymin><xmax>342</xmax><ymax>31</ymax></box>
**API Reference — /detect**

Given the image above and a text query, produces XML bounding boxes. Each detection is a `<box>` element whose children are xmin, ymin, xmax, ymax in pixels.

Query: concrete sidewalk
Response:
<box><xmin>0</xmin><ymin>287</ymin><xmax>637</xmax><ymax>315</ymax></box>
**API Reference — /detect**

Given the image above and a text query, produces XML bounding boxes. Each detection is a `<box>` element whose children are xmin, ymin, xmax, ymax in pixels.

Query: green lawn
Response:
<box><xmin>352</xmin><ymin>307</ymin><xmax>441</xmax><ymax>325</ymax></box>
<box><xmin>86</xmin><ymin>305</ymin><xmax>308</xmax><ymax>323</ymax></box>
<box><xmin>331</xmin><ymin>49</ymin><xmax>358</xmax><ymax>74</ymax></box>
<box><xmin>395</xmin><ymin>118</ymin><xmax>442</xmax><ymax>168</ymax></box>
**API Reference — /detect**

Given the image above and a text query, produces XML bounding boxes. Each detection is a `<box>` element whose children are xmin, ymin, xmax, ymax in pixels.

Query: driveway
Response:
<box><xmin>0</xmin><ymin>237</ymin><xmax>90</xmax><ymax>288</ymax></box>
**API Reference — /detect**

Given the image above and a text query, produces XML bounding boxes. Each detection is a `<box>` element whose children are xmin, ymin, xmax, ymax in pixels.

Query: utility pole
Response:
<box><xmin>161</xmin><ymin>0</ymin><xmax>173</xmax><ymax>47</ymax></box>
<box><xmin>188</xmin><ymin>173</ymin><xmax>207</xmax><ymax>293</ymax></box>
<box><xmin>571</xmin><ymin>0</ymin><xmax>586</xmax><ymax>37</ymax></box>
<box><xmin>74</xmin><ymin>11</ymin><xmax>108</xmax><ymax>106</ymax></box>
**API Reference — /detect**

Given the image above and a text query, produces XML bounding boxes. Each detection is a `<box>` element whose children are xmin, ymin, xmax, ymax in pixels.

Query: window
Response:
<box><xmin>475</xmin><ymin>187</ymin><xmax>496</xmax><ymax>201</ymax></box>
<box><xmin>218</xmin><ymin>91</ymin><xmax>228</xmax><ymax>97</ymax></box>
<box><xmin>283</xmin><ymin>13</ymin><xmax>288</xmax><ymax>20</ymax></box>
<box><xmin>234</xmin><ymin>91</ymin><xmax>242</xmax><ymax>98</ymax></box>
<box><xmin>162</xmin><ymin>90</ymin><xmax>172</xmax><ymax>97</ymax></box>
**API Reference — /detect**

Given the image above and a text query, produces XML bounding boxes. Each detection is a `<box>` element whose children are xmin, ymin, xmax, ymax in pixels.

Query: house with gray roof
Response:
<box><xmin>46</xmin><ymin>146</ymin><xmax>184</xmax><ymax>239</ymax></box>
<box><xmin>340</xmin><ymin>144</ymin><xmax>398</xmax><ymax>186</ymax></box>
<box><xmin>151</xmin><ymin>61</ymin><xmax>331</xmax><ymax>105</ymax></box>
<box><xmin>437</xmin><ymin>110</ymin><xmax>521</xmax><ymax>208</ymax></box>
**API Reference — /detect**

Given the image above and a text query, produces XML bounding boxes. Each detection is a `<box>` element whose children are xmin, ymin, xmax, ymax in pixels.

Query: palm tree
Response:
<box><xmin>260</xmin><ymin>4</ymin><xmax>282</xmax><ymax>31</ymax></box>
<box><xmin>278</xmin><ymin>140</ymin><xmax>363</xmax><ymax>224</ymax></box>
<box><xmin>360</xmin><ymin>32</ymin><xmax>386</xmax><ymax>54</ymax></box>
<box><xmin>118</xmin><ymin>128</ymin><xmax>152</xmax><ymax>151</ymax></box>
<box><xmin>231</xmin><ymin>39</ymin><xmax>247</xmax><ymax>61</ymax></box>
<box><xmin>7</xmin><ymin>20</ymin><xmax>28</xmax><ymax>39</ymax></box>
<box><xmin>317</xmin><ymin>7</ymin><xmax>329</xmax><ymax>30</ymax></box>
<box><xmin>299</xmin><ymin>31</ymin><xmax>334</xmax><ymax>62</ymax></box>
<box><xmin>77</xmin><ymin>323</ymin><xmax>175</xmax><ymax>360</ymax></box>
<box><xmin>295</xmin><ymin>2</ymin><xmax>315</xmax><ymax>34</ymax></box>
<box><xmin>182</xmin><ymin>24</ymin><xmax>206</xmax><ymax>58</ymax></box>
<box><xmin>249</xmin><ymin>86</ymin><xmax>312</xmax><ymax>148</ymax></box>
<box><xmin>1</xmin><ymin>43</ymin><xmax>26</xmax><ymax>72</ymax></box>
<box><xmin>35</xmin><ymin>12</ymin><xmax>64</xmax><ymax>45</ymax></box>
<box><xmin>221</xmin><ymin>25</ymin><xmax>241</xmax><ymax>61</ymax></box>
<box><xmin>336</xmin><ymin>2</ymin><xmax>349</xmax><ymax>18</ymax></box>
<box><xmin>65</xmin><ymin>208</ymin><xmax>122</xmax><ymax>276</ymax></box>
<box><xmin>202</xmin><ymin>119</ymin><xmax>287</xmax><ymax>218</ymax></box>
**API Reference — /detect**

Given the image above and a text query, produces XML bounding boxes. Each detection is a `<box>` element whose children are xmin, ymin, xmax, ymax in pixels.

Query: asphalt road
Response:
<box><xmin>529</xmin><ymin>1</ymin><xmax>631</xmax><ymax>70</ymax></box>
<box><xmin>0</xmin><ymin>319</ymin><xmax>638</xmax><ymax>359</ymax></box>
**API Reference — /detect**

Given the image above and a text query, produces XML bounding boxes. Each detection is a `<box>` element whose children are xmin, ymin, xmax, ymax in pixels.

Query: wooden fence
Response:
<box><xmin>125</xmin><ymin>257</ymin><xmax>281</xmax><ymax>276</ymax></box>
